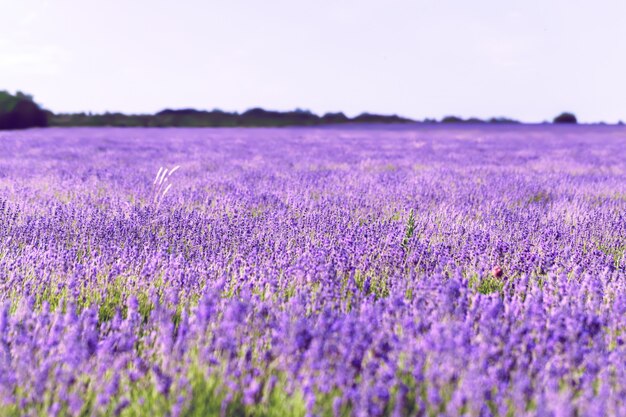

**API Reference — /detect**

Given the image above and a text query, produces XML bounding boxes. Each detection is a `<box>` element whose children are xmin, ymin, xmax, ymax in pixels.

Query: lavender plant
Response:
<box><xmin>0</xmin><ymin>125</ymin><xmax>624</xmax><ymax>416</ymax></box>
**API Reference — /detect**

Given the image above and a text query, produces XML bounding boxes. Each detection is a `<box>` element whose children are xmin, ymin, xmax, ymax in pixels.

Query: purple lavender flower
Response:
<box><xmin>0</xmin><ymin>125</ymin><xmax>623</xmax><ymax>415</ymax></box>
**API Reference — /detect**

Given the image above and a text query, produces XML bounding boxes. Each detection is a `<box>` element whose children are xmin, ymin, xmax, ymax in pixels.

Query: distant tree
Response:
<box><xmin>9</xmin><ymin>100</ymin><xmax>48</xmax><ymax>129</ymax></box>
<box><xmin>47</xmin><ymin>106</ymin><xmax>415</xmax><ymax>127</ymax></box>
<box><xmin>156</xmin><ymin>108</ymin><xmax>205</xmax><ymax>116</ymax></box>
<box><xmin>0</xmin><ymin>91</ymin><xmax>19</xmax><ymax>113</ymax></box>
<box><xmin>352</xmin><ymin>113</ymin><xmax>412</xmax><ymax>123</ymax></box>
<box><xmin>441</xmin><ymin>116</ymin><xmax>464</xmax><ymax>123</ymax></box>
<box><xmin>441</xmin><ymin>116</ymin><xmax>494</xmax><ymax>123</ymax></box>
<box><xmin>553</xmin><ymin>112</ymin><xmax>578</xmax><ymax>124</ymax></box>
<box><xmin>488</xmin><ymin>117</ymin><xmax>520</xmax><ymax>124</ymax></box>
<box><xmin>0</xmin><ymin>91</ymin><xmax>48</xmax><ymax>130</ymax></box>
<box><xmin>293</xmin><ymin>108</ymin><xmax>313</xmax><ymax>115</ymax></box>
<box><xmin>321</xmin><ymin>112</ymin><xmax>349</xmax><ymax>124</ymax></box>
<box><xmin>15</xmin><ymin>91</ymin><xmax>34</xmax><ymax>102</ymax></box>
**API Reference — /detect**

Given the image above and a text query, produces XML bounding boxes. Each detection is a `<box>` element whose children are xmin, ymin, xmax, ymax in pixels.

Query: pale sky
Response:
<box><xmin>2</xmin><ymin>0</ymin><xmax>625</xmax><ymax>122</ymax></box>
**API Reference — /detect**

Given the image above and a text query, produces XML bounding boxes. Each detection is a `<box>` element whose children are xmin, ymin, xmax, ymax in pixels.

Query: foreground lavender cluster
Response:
<box><xmin>0</xmin><ymin>125</ymin><xmax>625</xmax><ymax>416</ymax></box>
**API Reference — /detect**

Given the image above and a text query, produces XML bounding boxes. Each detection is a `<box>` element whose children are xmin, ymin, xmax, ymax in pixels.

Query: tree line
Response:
<box><xmin>0</xmin><ymin>90</ymin><xmax>589</xmax><ymax>130</ymax></box>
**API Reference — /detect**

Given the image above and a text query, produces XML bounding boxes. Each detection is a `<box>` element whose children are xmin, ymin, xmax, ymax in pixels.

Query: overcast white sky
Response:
<box><xmin>1</xmin><ymin>0</ymin><xmax>625</xmax><ymax>122</ymax></box>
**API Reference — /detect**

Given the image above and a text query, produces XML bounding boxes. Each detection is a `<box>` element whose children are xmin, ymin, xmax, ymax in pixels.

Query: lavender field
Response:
<box><xmin>0</xmin><ymin>125</ymin><xmax>625</xmax><ymax>417</ymax></box>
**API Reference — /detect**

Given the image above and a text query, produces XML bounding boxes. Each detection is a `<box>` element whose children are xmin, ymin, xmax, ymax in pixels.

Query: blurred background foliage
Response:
<box><xmin>0</xmin><ymin>91</ymin><xmax>48</xmax><ymax>130</ymax></box>
<box><xmin>2</xmin><ymin>89</ymin><xmax>589</xmax><ymax>130</ymax></box>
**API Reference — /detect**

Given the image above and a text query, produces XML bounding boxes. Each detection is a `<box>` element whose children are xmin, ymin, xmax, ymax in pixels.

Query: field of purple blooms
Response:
<box><xmin>0</xmin><ymin>125</ymin><xmax>625</xmax><ymax>416</ymax></box>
